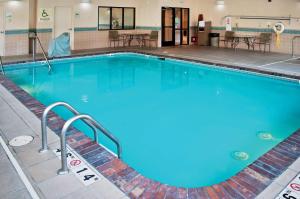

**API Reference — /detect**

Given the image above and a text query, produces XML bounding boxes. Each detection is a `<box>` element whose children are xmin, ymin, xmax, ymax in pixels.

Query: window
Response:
<box><xmin>112</xmin><ymin>8</ymin><xmax>123</xmax><ymax>29</ymax></box>
<box><xmin>124</xmin><ymin>8</ymin><xmax>135</xmax><ymax>29</ymax></box>
<box><xmin>98</xmin><ymin>7</ymin><xmax>135</xmax><ymax>30</ymax></box>
<box><xmin>98</xmin><ymin>7</ymin><xmax>110</xmax><ymax>30</ymax></box>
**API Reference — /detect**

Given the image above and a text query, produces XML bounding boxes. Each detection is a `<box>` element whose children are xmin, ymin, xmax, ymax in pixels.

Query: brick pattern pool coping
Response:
<box><xmin>1</xmin><ymin>51</ymin><xmax>300</xmax><ymax>199</ymax></box>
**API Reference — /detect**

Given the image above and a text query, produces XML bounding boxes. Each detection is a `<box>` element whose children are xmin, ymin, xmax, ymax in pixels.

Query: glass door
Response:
<box><xmin>181</xmin><ymin>8</ymin><xmax>189</xmax><ymax>45</ymax></box>
<box><xmin>175</xmin><ymin>8</ymin><xmax>181</xmax><ymax>45</ymax></box>
<box><xmin>162</xmin><ymin>7</ymin><xmax>189</xmax><ymax>46</ymax></box>
<box><xmin>162</xmin><ymin>7</ymin><xmax>175</xmax><ymax>46</ymax></box>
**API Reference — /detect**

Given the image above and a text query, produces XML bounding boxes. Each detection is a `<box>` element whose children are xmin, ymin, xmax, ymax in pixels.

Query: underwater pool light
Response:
<box><xmin>232</xmin><ymin>151</ymin><xmax>249</xmax><ymax>161</ymax></box>
<box><xmin>257</xmin><ymin>132</ymin><xmax>274</xmax><ymax>140</ymax></box>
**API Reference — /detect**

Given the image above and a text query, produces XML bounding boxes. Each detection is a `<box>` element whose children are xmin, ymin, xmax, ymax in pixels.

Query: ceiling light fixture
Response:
<box><xmin>216</xmin><ymin>0</ymin><xmax>225</xmax><ymax>6</ymax></box>
<box><xmin>80</xmin><ymin>0</ymin><xmax>91</xmax><ymax>3</ymax></box>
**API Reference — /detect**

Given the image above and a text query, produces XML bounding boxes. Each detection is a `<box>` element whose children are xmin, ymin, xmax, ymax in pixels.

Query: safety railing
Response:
<box><xmin>58</xmin><ymin>114</ymin><xmax>121</xmax><ymax>175</ymax></box>
<box><xmin>33</xmin><ymin>33</ymin><xmax>52</xmax><ymax>73</ymax></box>
<box><xmin>292</xmin><ymin>36</ymin><xmax>300</xmax><ymax>57</ymax></box>
<box><xmin>40</xmin><ymin>102</ymin><xmax>122</xmax><ymax>175</ymax></box>
<box><xmin>39</xmin><ymin>102</ymin><xmax>97</xmax><ymax>153</ymax></box>
<box><xmin>0</xmin><ymin>56</ymin><xmax>4</xmax><ymax>75</ymax></box>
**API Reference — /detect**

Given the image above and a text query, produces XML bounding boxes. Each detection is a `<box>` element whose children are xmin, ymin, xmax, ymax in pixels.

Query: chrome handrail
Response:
<box><xmin>292</xmin><ymin>36</ymin><xmax>300</xmax><ymax>57</ymax></box>
<box><xmin>0</xmin><ymin>56</ymin><xmax>4</xmax><ymax>75</ymax></box>
<box><xmin>39</xmin><ymin>102</ymin><xmax>97</xmax><ymax>153</ymax></box>
<box><xmin>35</xmin><ymin>33</ymin><xmax>52</xmax><ymax>73</ymax></box>
<box><xmin>58</xmin><ymin>114</ymin><xmax>122</xmax><ymax>175</ymax></box>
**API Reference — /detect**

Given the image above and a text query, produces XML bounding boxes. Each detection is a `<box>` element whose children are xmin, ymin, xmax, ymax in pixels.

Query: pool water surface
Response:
<box><xmin>5</xmin><ymin>53</ymin><xmax>300</xmax><ymax>187</ymax></box>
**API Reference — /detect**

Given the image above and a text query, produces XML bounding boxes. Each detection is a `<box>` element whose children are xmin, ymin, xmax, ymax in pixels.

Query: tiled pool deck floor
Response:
<box><xmin>0</xmin><ymin>46</ymin><xmax>300</xmax><ymax>199</ymax></box>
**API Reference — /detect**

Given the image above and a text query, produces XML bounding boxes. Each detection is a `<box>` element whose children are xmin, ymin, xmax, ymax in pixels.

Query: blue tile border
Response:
<box><xmin>4</xmin><ymin>26</ymin><xmax>299</xmax><ymax>35</ymax></box>
<box><xmin>5</xmin><ymin>29</ymin><xmax>29</xmax><ymax>35</ymax></box>
<box><xmin>75</xmin><ymin>26</ymin><xmax>161</xmax><ymax>32</ymax></box>
<box><xmin>4</xmin><ymin>26</ymin><xmax>161</xmax><ymax>35</ymax></box>
<box><xmin>74</xmin><ymin>27</ymin><xmax>98</xmax><ymax>32</ymax></box>
<box><xmin>136</xmin><ymin>26</ymin><xmax>161</xmax><ymax>31</ymax></box>
<box><xmin>36</xmin><ymin>28</ymin><xmax>52</xmax><ymax>33</ymax></box>
<box><xmin>5</xmin><ymin>28</ymin><xmax>52</xmax><ymax>35</ymax></box>
<box><xmin>211</xmin><ymin>26</ymin><xmax>300</xmax><ymax>34</ymax></box>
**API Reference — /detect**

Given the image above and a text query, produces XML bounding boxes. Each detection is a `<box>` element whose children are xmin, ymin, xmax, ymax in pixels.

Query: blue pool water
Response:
<box><xmin>5</xmin><ymin>53</ymin><xmax>300</xmax><ymax>188</ymax></box>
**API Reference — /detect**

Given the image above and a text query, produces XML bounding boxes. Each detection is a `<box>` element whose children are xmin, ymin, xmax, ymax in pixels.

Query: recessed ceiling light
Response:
<box><xmin>80</xmin><ymin>0</ymin><xmax>91</xmax><ymax>3</ymax></box>
<box><xmin>216</xmin><ymin>0</ymin><xmax>225</xmax><ymax>5</ymax></box>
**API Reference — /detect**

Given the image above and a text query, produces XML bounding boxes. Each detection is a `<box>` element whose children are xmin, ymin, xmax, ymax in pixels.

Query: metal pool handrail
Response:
<box><xmin>292</xmin><ymin>36</ymin><xmax>300</xmax><ymax>57</ymax></box>
<box><xmin>0</xmin><ymin>56</ymin><xmax>4</xmax><ymax>75</ymax></box>
<box><xmin>34</xmin><ymin>33</ymin><xmax>52</xmax><ymax>73</ymax></box>
<box><xmin>40</xmin><ymin>101</ymin><xmax>97</xmax><ymax>153</ymax></box>
<box><xmin>58</xmin><ymin>114</ymin><xmax>122</xmax><ymax>175</ymax></box>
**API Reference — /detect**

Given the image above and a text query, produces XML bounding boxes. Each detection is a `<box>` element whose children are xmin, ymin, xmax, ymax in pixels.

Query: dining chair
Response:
<box><xmin>253</xmin><ymin>33</ymin><xmax>272</xmax><ymax>53</ymax></box>
<box><xmin>219</xmin><ymin>31</ymin><xmax>235</xmax><ymax>48</ymax></box>
<box><xmin>143</xmin><ymin>31</ymin><xmax>159</xmax><ymax>48</ymax></box>
<box><xmin>108</xmin><ymin>30</ymin><xmax>121</xmax><ymax>47</ymax></box>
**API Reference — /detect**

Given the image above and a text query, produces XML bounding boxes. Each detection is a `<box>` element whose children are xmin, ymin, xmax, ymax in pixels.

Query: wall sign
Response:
<box><xmin>6</xmin><ymin>12</ymin><xmax>13</xmax><ymax>23</ymax></box>
<box><xmin>225</xmin><ymin>17</ymin><xmax>232</xmax><ymax>31</ymax></box>
<box><xmin>39</xmin><ymin>8</ymin><xmax>53</xmax><ymax>22</ymax></box>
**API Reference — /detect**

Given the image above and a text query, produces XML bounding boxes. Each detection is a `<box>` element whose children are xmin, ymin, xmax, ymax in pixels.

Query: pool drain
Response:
<box><xmin>257</xmin><ymin>132</ymin><xmax>274</xmax><ymax>140</ymax></box>
<box><xmin>9</xmin><ymin>136</ymin><xmax>34</xmax><ymax>147</ymax></box>
<box><xmin>232</xmin><ymin>151</ymin><xmax>249</xmax><ymax>161</ymax></box>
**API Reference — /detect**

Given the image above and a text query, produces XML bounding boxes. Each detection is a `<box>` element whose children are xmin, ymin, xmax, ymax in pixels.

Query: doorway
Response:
<box><xmin>54</xmin><ymin>7</ymin><xmax>74</xmax><ymax>49</ymax></box>
<box><xmin>0</xmin><ymin>6</ymin><xmax>5</xmax><ymax>55</ymax></box>
<box><xmin>161</xmin><ymin>7</ymin><xmax>189</xmax><ymax>46</ymax></box>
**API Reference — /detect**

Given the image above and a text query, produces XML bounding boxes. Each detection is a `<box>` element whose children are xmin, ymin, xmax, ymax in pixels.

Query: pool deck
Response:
<box><xmin>0</xmin><ymin>46</ymin><xmax>300</xmax><ymax>199</ymax></box>
<box><xmin>0</xmin><ymin>83</ymin><xmax>128</xmax><ymax>199</ymax></box>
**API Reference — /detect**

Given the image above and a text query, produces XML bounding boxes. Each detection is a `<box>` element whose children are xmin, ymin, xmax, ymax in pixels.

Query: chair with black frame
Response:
<box><xmin>108</xmin><ymin>30</ymin><xmax>122</xmax><ymax>47</ymax></box>
<box><xmin>219</xmin><ymin>31</ymin><xmax>235</xmax><ymax>48</ymax></box>
<box><xmin>143</xmin><ymin>31</ymin><xmax>159</xmax><ymax>48</ymax></box>
<box><xmin>253</xmin><ymin>33</ymin><xmax>272</xmax><ymax>53</ymax></box>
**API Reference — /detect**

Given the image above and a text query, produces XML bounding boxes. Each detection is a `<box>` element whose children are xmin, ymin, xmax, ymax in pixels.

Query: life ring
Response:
<box><xmin>273</xmin><ymin>22</ymin><xmax>285</xmax><ymax>34</ymax></box>
<box><xmin>273</xmin><ymin>22</ymin><xmax>285</xmax><ymax>48</ymax></box>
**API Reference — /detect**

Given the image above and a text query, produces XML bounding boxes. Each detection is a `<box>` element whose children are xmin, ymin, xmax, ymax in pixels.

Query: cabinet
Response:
<box><xmin>198</xmin><ymin>21</ymin><xmax>211</xmax><ymax>46</ymax></box>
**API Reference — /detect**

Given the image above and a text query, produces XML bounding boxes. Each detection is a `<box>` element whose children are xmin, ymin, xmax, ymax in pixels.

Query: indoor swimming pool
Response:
<box><xmin>5</xmin><ymin>53</ymin><xmax>300</xmax><ymax>188</ymax></box>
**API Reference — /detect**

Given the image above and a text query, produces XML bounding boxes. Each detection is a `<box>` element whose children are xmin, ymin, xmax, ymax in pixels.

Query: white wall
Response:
<box><xmin>2</xmin><ymin>0</ymin><xmax>300</xmax><ymax>55</ymax></box>
<box><xmin>200</xmin><ymin>0</ymin><xmax>300</xmax><ymax>30</ymax></box>
<box><xmin>37</xmin><ymin>0</ymin><xmax>201</xmax><ymax>29</ymax></box>
<box><xmin>0</xmin><ymin>0</ymin><xmax>29</xmax><ymax>30</ymax></box>
<box><xmin>2</xmin><ymin>0</ymin><xmax>300</xmax><ymax>32</ymax></box>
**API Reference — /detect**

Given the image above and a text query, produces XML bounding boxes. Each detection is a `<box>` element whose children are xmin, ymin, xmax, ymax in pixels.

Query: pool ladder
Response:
<box><xmin>0</xmin><ymin>56</ymin><xmax>4</xmax><ymax>75</ymax></box>
<box><xmin>292</xmin><ymin>36</ymin><xmax>300</xmax><ymax>57</ymax></box>
<box><xmin>32</xmin><ymin>33</ymin><xmax>52</xmax><ymax>73</ymax></box>
<box><xmin>39</xmin><ymin>101</ymin><xmax>122</xmax><ymax>175</ymax></box>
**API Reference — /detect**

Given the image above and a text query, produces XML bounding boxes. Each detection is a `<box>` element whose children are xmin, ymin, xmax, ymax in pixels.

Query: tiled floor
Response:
<box><xmin>0</xmin><ymin>84</ymin><xmax>128</xmax><ymax>199</ymax></box>
<box><xmin>0</xmin><ymin>143</ymin><xmax>31</xmax><ymax>199</ymax></box>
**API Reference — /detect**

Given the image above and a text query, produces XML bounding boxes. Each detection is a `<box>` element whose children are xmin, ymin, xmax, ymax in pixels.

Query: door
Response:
<box><xmin>0</xmin><ymin>7</ymin><xmax>5</xmax><ymax>56</ymax></box>
<box><xmin>181</xmin><ymin>8</ymin><xmax>189</xmax><ymax>45</ymax></box>
<box><xmin>174</xmin><ymin>8</ymin><xmax>181</xmax><ymax>45</ymax></box>
<box><xmin>54</xmin><ymin>7</ymin><xmax>74</xmax><ymax>49</ymax></box>
<box><xmin>162</xmin><ymin>7</ymin><xmax>189</xmax><ymax>46</ymax></box>
<box><xmin>162</xmin><ymin>7</ymin><xmax>175</xmax><ymax>46</ymax></box>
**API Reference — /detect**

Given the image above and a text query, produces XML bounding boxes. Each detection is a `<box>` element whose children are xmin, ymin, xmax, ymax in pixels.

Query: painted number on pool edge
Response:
<box><xmin>276</xmin><ymin>173</ymin><xmax>300</xmax><ymax>199</ymax></box>
<box><xmin>53</xmin><ymin>148</ymin><xmax>100</xmax><ymax>186</ymax></box>
<box><xmin>73</xmin><ymin>165</ymin><xmax>99</xmax><ymax>186</ymax></box>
